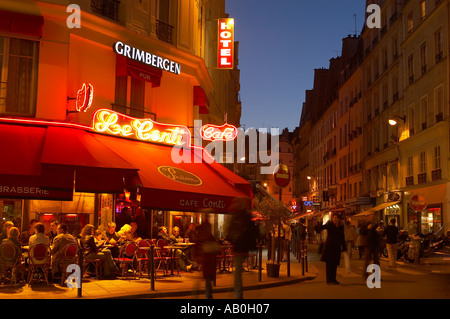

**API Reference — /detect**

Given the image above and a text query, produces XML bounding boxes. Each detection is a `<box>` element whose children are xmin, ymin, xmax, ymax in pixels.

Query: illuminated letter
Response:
<box><xmin>366</xmin><ymin>264</ymin><xmax>381</xmax><ymax>288</ymax></box>
<box><xmin>66</xmin><ymin>4</ymin><xmax>81</xmax><ymax>29</ymax></box>
<box><xmin>259</xmin><ymin>128</ymin><xmax>280</xmax><ymax>174</ymax></box>
<box><xmin>114</xmin><ymin>42</ymin><xmax>124</xmax><ymax>55</ymax></box>
<box><xmin>366</xmin><ymin>4</ymin><xmax>381</xmax><ymax>29</ymax></box>
<box><xmin>66</xmin><ymin>264</ymin><xmax>81</xmax><ymax>288</ymax></box>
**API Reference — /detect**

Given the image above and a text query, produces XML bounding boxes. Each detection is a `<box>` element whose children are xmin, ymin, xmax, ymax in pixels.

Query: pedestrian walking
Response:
<box><xmin>384</xmin><ymin>218</ymin><xmax>399</xmax><ymax>268</ymax></box>
<box><xmin>344</xmin><ymin>218</ymin><xmax>356</xmax><ymax>258</ymax></box>
<box><xmin>195</xmin><ymin>212</ymin><xmax>219</xmax><ymax>299</ymax></box>
<box><xmin>318</xmin><ymin>213</ymin><xmax>346</xmax><ymax>285</ymax></box>
<box><xmin>355</xmin><ymin>223</ymin><xmax>365</xmax><ymax>259</ymax></box>
<box><xmin>225</xmin><ymin>197</ymin><xmax>257</xmax><ymax>299</ymax></box>
<box><xmin>361</xmin><ymin>221</ymin><xmax>381</xmax><ymax>280</ymax></box>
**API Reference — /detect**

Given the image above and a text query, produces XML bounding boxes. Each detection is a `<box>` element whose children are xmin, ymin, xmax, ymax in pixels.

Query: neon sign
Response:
<box><xmin>92</xmin><ymin>109</ymin><xmax>190</xmax><ymax>146</ymax></box>
<box><xmin>218</xmin><ymin>18</ymin><xmax>234</xmax><ymax>69</ymax></box>
<box><xmin>76</xmin><ymin>83</ymin><xmax>94</xmax><ymax>112</ymax></box>
<box><xmin>113</xmin><ymin>41</ymin><xmax>181</xmax><ymax>75</ymax></box>
<box><xmin>200</xmin><ymin>123</ymin><xmax>238</xmax><ymax>141</ymax></box>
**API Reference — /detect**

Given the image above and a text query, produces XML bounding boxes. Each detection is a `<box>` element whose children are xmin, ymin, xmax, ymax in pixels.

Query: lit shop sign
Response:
<box><xmin>113</xmin><ymin>41</ymin><xmax>181</xmax><ymax>75</ymax></box>
<box><xmin>92</xmin><ymin>109</ymin><xmax>189</xmax><ymax>146</ymax></box>
<box><xmin>76</xmin><ymin>83</ymin><xmax>94</xmax><ymax>112</ymax></box>
<box><xmin>200</xmin><ymin>123</ymin><xmax>238</xmax><ymax>141</ymax></box>
<box><xmin>157</xmin><ymin>166</ymin><xmax>203</xmax><ymax>186</ymax></box>
<box><xmin>218</xmin><ymin>18</ymin><xmax>234</xmax><ymax>69</ymax></box>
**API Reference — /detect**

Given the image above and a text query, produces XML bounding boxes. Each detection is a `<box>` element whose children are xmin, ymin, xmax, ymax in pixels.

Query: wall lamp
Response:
<box><xmin>388</xmin><ymin>115</ymin><xmax>406</xmax><ymax>126</ymax></box>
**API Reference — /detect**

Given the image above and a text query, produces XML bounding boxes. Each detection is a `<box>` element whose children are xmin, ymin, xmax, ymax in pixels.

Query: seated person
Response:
<box><xmin>80</xmin><ymin>224</ymin><xmax>119</xmax><ymax>278</ymax></box>
<box><xmin>0</xmin><ymin>221</ymin><xmax>14</xmax><ymax>242</ymax></box>
<box><xmin>103</xmin><ymin>222</ymin><xmax>121</xmax><ymax>258</ymax></box>
<box><xmin>29</xmin><ymin>222</ymin><xmax>50</xmax><ymax>247</ymax></box>
<box><xmin>19</xmin><ymin>219</ymin><xmax>38</xmax><ymax>246</ymax></box>
<box><xmin>50</xmin><ymin>223</ymin><xmax>77</xmax><ymax>278</ymax></box>
<box><xmin>156</xmin><ymin>226</ymin><xmax>199</xmax><ymax>272</ymax></box>
<box><xmin>170</xmin><ymin>226</ymin><xmax>184</xmax><ymax>243</ymax></box>
<box><xmin>2</xmin><ymin>227</ymin><xmax>25</xmax><ymax>281</ymax></box>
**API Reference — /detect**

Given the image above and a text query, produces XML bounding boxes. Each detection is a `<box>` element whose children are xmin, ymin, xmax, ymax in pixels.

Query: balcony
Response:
<box><xmin>432</xmin><ymin>169</ymin><xmax>441</xmax><ymax>181</ymax></box>
<box><xmin>405</xmin><ymin>176</ymin><xmax>414</xmax><ymax>186</ymax></box>
<box><xmin>91</xmin><ymin>0</ymin><xmax>120</xmax><ymax>22</ymax></box>
<box><xmin>156</xmin><ymin>19</ymin><xmax>174</xmax><ymax>45</ymax></box>
<box><xmin>418</xmin><ymin>172</ymin><xmax>427</xmax><ymax>184</ymax></box>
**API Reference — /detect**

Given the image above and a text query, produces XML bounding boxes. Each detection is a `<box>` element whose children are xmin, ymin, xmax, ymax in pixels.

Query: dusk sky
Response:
<box><xmin>225</xmin><ymin>0</ymin><xmax>367</xmax><ymax>132</ymax></box>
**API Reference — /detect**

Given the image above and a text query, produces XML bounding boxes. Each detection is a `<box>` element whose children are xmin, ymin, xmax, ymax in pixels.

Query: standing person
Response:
<box><xmin>384</xmin><ymin>219</ymin><xmax>399</xmax><ymax>268</ymax></box>
<box><xmin>355</xmin><ymin>222</ymin><xmax>365</xmax><ymax>259</ymax></box>
<box><xmin>344</xmin><ymin>219</ymin><xmax>357</xmax><ymax>258</ymax></box>
<box><xmin>225</xmin><ymin>197</ymin><xmax>256</xmax><ymax>299</ymax></box>
<box><xmin>283</xmin><ymin>221</ymin><xmax>292</xmax><ymax>262</ymax></box>
<box><xmin>195</xmin><ymin>213</ymin><xmax>219</xmax><ymax>299</ymax></box>
<box><xmin>185</xmin><ymin>223</ymin><xmax>197</xmax><ymax>243</ymax></box>
<box><xmin>319</xmin><ymin>213</ymin><xmax>346</xmax><ymax>285</ymax></box>
<box><xmin>361</xmin><ymin>221</ymin><xmax>381</xmax><ymax>280</ymax></box>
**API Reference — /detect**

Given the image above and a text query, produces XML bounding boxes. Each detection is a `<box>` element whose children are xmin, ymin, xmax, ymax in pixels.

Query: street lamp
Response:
<box><xmin>388</xmin><ymin>115</ymin><xmax>406</xmax><ymax>126</ymax></box>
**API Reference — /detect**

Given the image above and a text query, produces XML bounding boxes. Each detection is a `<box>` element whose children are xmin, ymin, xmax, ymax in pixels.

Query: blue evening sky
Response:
<box><xmin>225</xmin><ymin>0</ymin><xmax>367</xmax><ymax>132</ymax></box>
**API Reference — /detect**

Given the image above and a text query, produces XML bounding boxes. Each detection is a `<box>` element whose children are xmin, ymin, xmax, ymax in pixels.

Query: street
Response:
<box><xmin>165</xmin><ymin>244</ymin><xmax>450</xmax><ymax>300</ymax></box>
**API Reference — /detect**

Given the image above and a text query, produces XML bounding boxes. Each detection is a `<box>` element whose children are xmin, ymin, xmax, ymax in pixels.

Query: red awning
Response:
<box><xmin>116</xmin><ymin>55</ymin><xmax>162</xmax><ymax>87</ymax></box>
<box><xmin>0</xmin><ymin>124</ymin><xmax>72</xmax><ymax>200</ymax></box>
<box><xmin>39</xmin><ymin>126</ymin><xmax>139</xmax><ymax>193</ymax></box>
<box><xmin>92</xmin><ymin>134</ymin><xmax>250</xmax><ymax>213</ymax></box>
<box><xmin>194</xmin><ymin>86</ymin><xmax>210</xmax><ymax>114</ymax></box>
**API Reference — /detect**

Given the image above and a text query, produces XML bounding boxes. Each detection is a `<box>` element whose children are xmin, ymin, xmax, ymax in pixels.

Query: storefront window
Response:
<box><xmin>420</xmin><ymin>205</ymin><xmax>442</xmax><ymax>234</ymax></box>
<box><xmin>0</xmin><ymin>199</ymin><xmax>22</xmax><ymax>228</ymax></box>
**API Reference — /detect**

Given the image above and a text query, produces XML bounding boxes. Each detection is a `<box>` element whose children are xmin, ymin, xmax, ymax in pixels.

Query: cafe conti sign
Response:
<box><xmin>92</xmin><ymin>109</ymin><xmax>190</xmax><ymax>147</ymax></box>
<box><xmin>113</xmin><ymin>41</ymin><xmax>181</xmax><ymax>75</ymax></box>
<box><xmin>200</xmin><ymin>123</ymin><xmax>238</xmax><ymax>141</ymax></box>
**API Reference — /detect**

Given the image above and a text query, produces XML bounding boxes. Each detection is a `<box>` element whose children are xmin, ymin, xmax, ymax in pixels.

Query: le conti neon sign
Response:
<box><xmin>92</xmin><ymin>109</ymin><xmax>190</xmax><ymax>146</ymax></box>
<box><xmin>200</xmin><ymin>123</ymin><xmax>238</xmax><ymax>141</ymax></box>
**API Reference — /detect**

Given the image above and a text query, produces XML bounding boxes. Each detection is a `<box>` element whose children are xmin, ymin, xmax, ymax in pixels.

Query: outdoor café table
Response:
<box><xmin>218</xmin><ymin>245</ymin><xmax>233</xmax><ymax>273</ymax></box>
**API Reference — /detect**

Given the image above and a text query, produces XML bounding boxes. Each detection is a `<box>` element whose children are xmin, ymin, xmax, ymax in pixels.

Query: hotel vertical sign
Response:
<box><xmin>218</xmin><ymin>18</ymin><xmax>234</xmax><ymax>69</ymax></box>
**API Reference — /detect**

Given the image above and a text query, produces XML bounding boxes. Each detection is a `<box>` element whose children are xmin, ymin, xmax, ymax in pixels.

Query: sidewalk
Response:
<box><xmin>0</xmin><ymin>251</ymin><xmax>318</xmax><ymax>299</ymax></box>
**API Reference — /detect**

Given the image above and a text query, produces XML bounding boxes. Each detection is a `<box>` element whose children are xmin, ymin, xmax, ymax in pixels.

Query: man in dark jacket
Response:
<box><xmin>384</xmin><ymin>219</ymin><xmax>399</xmax><ymax>268</ymax></box>
<box><xmin>361</xmin><ymin>221</ymin><xmax>381</xmax><ymax>278</ymax></box>
<box><xmin>319</xmin><ymin>213</ymin><xmax>346</xmax><ymax>285</ymax></box>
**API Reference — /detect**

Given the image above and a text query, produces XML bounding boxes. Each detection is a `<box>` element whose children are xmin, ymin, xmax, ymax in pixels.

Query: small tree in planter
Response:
<box><xmin>253</xmin><ymin>195</ymin><xmax>291</xmax><ymax>277</ymax></box>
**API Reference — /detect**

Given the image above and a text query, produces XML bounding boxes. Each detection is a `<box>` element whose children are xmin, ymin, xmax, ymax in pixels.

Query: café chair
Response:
<box><xmin>78</xmin><ymin>239</ymin><xmax>102</xmax><ymax>280</ymax></box>
<box><xmin>28</xmin><ymin>244</ymin><xmax>51</xmax><ymax>285</ymax></box>
<box><xmin>135</xmin><ymin>239</ymin><xmax>150</xmax><ymax>277</ymax></box>
<box><xmin>58</xmin><ymin>243</ymin><xmax>78</xmax><ymax>286</ymax></box>
<box><xmin>0</xmin><ymin>242</ymin><xmax>24</xmax><ymax>285</ymax></box>
<box><xmin>155</xmin><ymin>239</ymin><xmax>180</xmax><ymax>276</ymax></box>
<box><xmin>114</xmin><ymin>241</ymin><xmax>137</xmax><ymax>279</ymax></box>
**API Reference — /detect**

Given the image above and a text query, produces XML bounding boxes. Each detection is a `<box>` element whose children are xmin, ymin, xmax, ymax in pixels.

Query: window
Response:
<box><xmin>409</xmin><ymin>107</ymin><xmax>415</xmax><ymax>136</ymax></box>
<box><xmin>408</xmin><ymin>54</ymin><xmax>414</xmax><ymax>84</ymax></box>
<box><xmin>420</xmin><ymin>96</ymin><xmax>429</xmax><ymax>130</ymax></box>
<box><xmin>435</xmin><ymin>28</ymin><xmax>443</xmax><ymax>63</ymax></box>
<box><xmin>420</xmin><ymin>152</ymin><xmax>426</xmax><ymax>173</ymax></box>
<box><xmin>434</xmin><ymin>146</ymin><xmax>441</xmax><ymax>169</ymax></box>
<box><xmin>0</xmin><ymin>37</ymin><xmax>39</xmax><ymax>117</ymax></box>
<box><xmin>407</xmin><ymin>12</ymin><xmax>414</xmax><ymax>32</ymax></box>
<box><xmin>420</xmin><ymin>42</ymin><xmax>427</xmax><ymax>74</ymax></box>
<box><xmin>420</xmin><ymin>0</ymin><xmax>426</xmax><ymax>19</ymax></box>
<box><xmin>407</xmin><ymin>156</ymin><xmax>414</xmax><ymax>176</ymax></box>
<box><xmin>435</xmin><ymin>85</ymin><xmax>444</xmax><ymax>121</ymax></box>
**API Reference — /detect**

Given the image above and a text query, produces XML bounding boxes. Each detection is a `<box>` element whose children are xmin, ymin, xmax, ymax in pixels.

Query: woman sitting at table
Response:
<box><xmin>80</xmin><ymin>224</ymin><xmax>119</xmax><ymax>278</ymax></box>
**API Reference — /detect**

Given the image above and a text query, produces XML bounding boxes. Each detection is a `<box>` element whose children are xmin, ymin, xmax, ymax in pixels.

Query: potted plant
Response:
<box><xmin>253</xmin><ymin>195</ymin><xmax>291</xmax><ymax>277</ymax></box>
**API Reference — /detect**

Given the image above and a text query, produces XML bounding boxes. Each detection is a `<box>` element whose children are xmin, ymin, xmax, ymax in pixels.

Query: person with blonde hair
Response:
<box><xmin>0</xmin><ymin>221</ymin><xmax>14</xmax><ymax>242</ymax></box>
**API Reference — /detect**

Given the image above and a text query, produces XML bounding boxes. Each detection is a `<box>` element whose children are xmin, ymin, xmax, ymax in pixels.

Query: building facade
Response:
<box><xmin>293</xmin><ymin>0</ymin><xmax>449</xmax><ymax>234</ymax></box>
<box><xmin>0</xmin><ymin>0</ymin><xmax>246</xmax><ymax>238</ymax></box>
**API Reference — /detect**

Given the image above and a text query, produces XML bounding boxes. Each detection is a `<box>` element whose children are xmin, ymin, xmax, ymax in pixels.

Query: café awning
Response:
<box><xmin>39</xmin><ymin>126</ymin><xmax>139</xmax><ymax>193</ymax></box>
<box><xmin>352</xmin><ymin>201</ymin><xmax>401</xmax><ymax>220</ymax></box>
<box><xmin>92</xmin><ymin>133</ymin><xmax>250</xmax><ymax>213</ymax></box>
